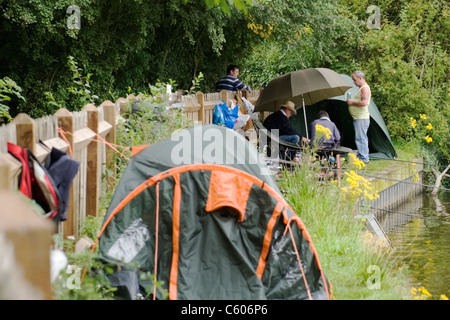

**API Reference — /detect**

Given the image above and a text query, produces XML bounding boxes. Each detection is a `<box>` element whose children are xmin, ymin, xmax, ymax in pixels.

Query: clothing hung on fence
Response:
<box><xmin>7</xmin><ymin>142</ymin><xmax>79</xmax><ymax>224</ymax></box>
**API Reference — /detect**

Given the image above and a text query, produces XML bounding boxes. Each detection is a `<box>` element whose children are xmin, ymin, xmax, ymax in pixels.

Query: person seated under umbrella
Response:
<box><xmin>263</xmin><ymin>100</ymin><xmax>309</xmax><ymax>146</ymax></box>
<box><xmin>310</xmin><ymin>110</ymin><xmax>341</xmax><ymax>149</ymax></box>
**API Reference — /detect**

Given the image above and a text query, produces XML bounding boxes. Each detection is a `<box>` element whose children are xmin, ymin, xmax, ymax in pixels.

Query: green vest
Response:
<box><xmin>349</xmin><ymin>84</ymin><xmax>370</xmax><ymax>120</ymax></box>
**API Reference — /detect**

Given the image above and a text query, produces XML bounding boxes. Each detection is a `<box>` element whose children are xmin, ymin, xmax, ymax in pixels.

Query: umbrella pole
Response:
<box><xmin>302</xmin><ymin>95</ymin><xmax>309</xmax><ymax>140</ymax></box>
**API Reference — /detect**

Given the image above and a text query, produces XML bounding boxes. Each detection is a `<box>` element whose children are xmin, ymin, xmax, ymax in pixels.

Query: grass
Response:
<box><xmin>364</xmin><ymin>138</ymin><xmax>423</xmax><ymax>174</ymax></box>
<box><xmin>276</xmin><ymin>146</ymin><xmax>416</xmax><ymax>299</ymax></box>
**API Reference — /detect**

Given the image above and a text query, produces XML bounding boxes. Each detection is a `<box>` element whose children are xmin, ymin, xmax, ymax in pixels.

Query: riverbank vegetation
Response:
<box><xmin>278</xmin><ymin>153</ymin><xmax>411</xmax><ymax>299</ymax></box>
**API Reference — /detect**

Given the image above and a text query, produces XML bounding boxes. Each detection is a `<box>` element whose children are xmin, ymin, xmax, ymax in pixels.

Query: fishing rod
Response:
<box><xmin>357</xmin><ymin>172</ymin><xmax>450</xmax><ymax>192</ymax></box>
<box><xmin>369</xmin><ymin>206</ymin><xmax>418</xmax><ymax>218</ymax></box>
<box><xmin>344</xmin><ymin>169</ymin><xmax>450</xmax><ymax>192</ymax></box>
<box><xmin>314</xmin><ymin>163</ymin><xmax>450</xmax><ymax>192</ymax></box>
<box><xmin>264</xmin><ymin>156</ymin><xmax>450</xmax><ymax>192</ymax></box>
<box><xmin>367</xmin><ymin>156</ymin><xmax>433</xmax><ymax>166</ymax></box>
<box><xmin>366</xmin><ymin>206</ymin><xmax>450</xmax><ymax>223</ymax></box>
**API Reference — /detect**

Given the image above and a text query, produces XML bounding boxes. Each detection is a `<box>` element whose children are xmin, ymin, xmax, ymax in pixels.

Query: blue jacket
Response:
<box><xmin>44</xmin><ymin>147</ymin><xmax>80</xmax><ymax>222</ymax></box>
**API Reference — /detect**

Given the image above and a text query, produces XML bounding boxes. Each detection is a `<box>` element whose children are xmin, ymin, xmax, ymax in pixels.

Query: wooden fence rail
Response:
<box><xmin>0</xmin><ymin>89</ymin><xmax>262</xmax><ymax>298</ymax></box>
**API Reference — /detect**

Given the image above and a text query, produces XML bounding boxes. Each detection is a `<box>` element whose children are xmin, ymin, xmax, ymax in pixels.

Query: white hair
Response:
<box><xmin>353</xmin><ymin>70</ymin><xmax>365</xmax><ymax>79</ymax></box>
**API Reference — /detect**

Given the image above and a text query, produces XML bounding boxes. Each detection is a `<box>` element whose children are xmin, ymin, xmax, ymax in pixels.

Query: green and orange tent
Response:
<box><xmin>95</xmin><ymin>124</ymin><xmax>332</xmax><ymax>300</ymax></box>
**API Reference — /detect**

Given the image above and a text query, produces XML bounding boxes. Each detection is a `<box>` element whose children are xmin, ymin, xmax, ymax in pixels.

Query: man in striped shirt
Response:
<box><xmin>215</xmin><ymin>65</ymin><xmax>251</xmax><ymax>92</ymax></box>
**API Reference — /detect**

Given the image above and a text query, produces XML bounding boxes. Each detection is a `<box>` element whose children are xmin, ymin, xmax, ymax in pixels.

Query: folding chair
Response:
<box><xmin>253</xmin><ymin>120</ymin><xmax>302</xmax><ymax>162</ymax></box>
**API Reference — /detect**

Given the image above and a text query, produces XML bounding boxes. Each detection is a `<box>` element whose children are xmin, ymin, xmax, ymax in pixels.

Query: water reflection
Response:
<box><xmin>386</xmin><ymin>191</ymin><xmax>450</xmax><ymax>299</ymax></box>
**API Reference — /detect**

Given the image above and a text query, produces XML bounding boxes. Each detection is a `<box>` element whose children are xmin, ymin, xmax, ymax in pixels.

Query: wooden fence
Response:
<box><xmin>180</xmin><ymin>88</ymin><xmax>261</xmax><ymax>123</ymax></box>
<box><xmin>0</xmin><ymin>89</ymin><xmax>262</xmax><ymax>299</ymax></box>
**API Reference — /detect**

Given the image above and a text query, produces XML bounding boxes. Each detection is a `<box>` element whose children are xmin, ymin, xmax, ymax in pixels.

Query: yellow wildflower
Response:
<box><xmin>419</xmin><ymin>114</ymin><xmax>427</xmax><ymax>120</ymax></box>
<box><xmin>410</xmin><ymin>117</ymin><xmax>417</xmax><ymax>128</ymax></box>
<box><xmin>341</xmin><ymin>170</ymin><xmax>378</xmax><ymax>200</ymax></box>
<box><xmin>411</xmin><ymin>287</ymin><xmax>432</xmax><ymax>300</ymax></box>
<box><xmin>424</xmin><ymin>135</ymin><xmax>433</xmax><ymax>143</ymax></box>
<box><xmin>441</xmin><ymin>294</ymin><xmax>449</xmax><ymax>300</ymax></box>
<box><xmin>426</xmin><ymin>123</ymin><xmax>433</xmax><ymax>130</ymax></box>
<box><xmin>353</xmin><ymin>157</ymin><xmax>366</xmax><ymax>170</ymax></box>
<box><xmin>315</xmin><ymin>124</ymin><xmax>332</xmax><ymax>140</ymax></box>
<box><xmin>420</xmin><ymin>287</ymin><xmax>432</xmax><ymax>297</ymax></box>
<box><xmin>347</xmin><ymin>153</ymin><xmax>366</xmax><ymax>170</ymax></box>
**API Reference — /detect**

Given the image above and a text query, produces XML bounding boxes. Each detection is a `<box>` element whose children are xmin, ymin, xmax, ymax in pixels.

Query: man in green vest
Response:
<box><xmin>346</xmin><ymin>71</ymin><xmax>371</xmax><ymax>163</ymax></box>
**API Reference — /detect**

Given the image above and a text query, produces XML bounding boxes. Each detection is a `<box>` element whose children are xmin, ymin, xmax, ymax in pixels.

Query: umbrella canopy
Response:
<box><xmin>254</xmin><ymin>68</ymin><xmax>352</xmax><ymax>113</ymax></box>
<box><xmin>289</xmin><ymin>74</ymin><xmax>397</xmax><ymax>160</ymax></box>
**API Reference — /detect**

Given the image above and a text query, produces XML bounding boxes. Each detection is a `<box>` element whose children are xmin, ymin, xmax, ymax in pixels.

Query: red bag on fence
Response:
<box><xmin>7</xmin><ymin>142</ymin><xmax>62</xmax><ymax>220</ymax></box>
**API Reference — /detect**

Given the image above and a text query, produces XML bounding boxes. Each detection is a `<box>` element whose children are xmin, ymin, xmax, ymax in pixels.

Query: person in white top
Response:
<box><xmin>346</xmin><ymin>71</ymin><xmax>371</xmax><ymax>163</ymax></box>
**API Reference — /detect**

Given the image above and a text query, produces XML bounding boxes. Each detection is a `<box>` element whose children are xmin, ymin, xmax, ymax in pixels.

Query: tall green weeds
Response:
<box><xmin>277</xmin><ymin>152</ymin><xmax>412</xmax><ymax>299</ymax></box>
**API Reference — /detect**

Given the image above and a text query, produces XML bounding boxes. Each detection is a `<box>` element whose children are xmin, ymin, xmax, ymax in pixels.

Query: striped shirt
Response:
<box><xmin>215</xmin><ymin>75</ymin><xmax>251</xmax><ymax>92</ymax></box>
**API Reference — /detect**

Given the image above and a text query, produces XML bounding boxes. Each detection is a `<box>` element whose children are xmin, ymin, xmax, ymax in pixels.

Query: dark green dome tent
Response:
<box><xmin>94</xmin><ymin>124</ymin><xmax>332</xmax><ymax>300</ymax></box>
<box><xmin>290</xmin><ymin>74</ymin><xmax>397</xmax><ymax>160</ymax></box>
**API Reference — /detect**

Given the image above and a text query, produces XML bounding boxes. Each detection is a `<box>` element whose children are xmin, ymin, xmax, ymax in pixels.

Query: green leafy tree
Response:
<box><xmin>241</xmin><ymin>0</ymin><xmax>358</xmax><ymax>88</ymax></box>
<box><xmin>0</xmin><ymin>0</ymin><xmax>256</xmax><ymax>116</ymax></box>
<box><xmin>187</xmin><ymin>0</ymin><xmax>253</xmax><ymax>15</ymax></box>
<box><xmin>0</xmin><ymin>76</ymin><xmax>25</xmax><ymax>123</ymax></box>
<box><xmin>342</xmin><ymin>0</ymin><xmax>449</xmax><ymax>165</ymax></box>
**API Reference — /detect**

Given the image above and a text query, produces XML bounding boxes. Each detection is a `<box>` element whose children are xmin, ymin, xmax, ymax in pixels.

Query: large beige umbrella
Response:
<box><xmin>254</xmin><ymin>68</ymin><xmax>352</xmax><ymax>138</ymax></box>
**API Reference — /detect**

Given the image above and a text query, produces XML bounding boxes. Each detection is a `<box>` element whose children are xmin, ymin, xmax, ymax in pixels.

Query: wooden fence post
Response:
<box><xmin>0</xmin><ymin>155</ymin><xmax>13</xmax><ymax>191</ymax></box>
<box><xmin>101</xmin><ymin>100</ymin><xmax>117</xmax><ymax>190</ymax></box>
<box><xmin>196</xmin><ymin>91</ymin><xmax>205</xmax><ymax>124</ymax></box>
<box><xmin>126</xmin><ymin>94</ymin><xmax>137</xmax><ymax>103</ymax></box>
<box><xmin>85</xmin><ymin>104</ymin><xmax>99</xmax><ymax>217</ymax></box>
<box><xmin>12</xmin><ymin>113</ymin><xmax>36</xmax><ymax>154</ymax></box>
<box><xmin>55</xmin><ymin>108</ymin><xmax>76</xmax><ymax>237</ymax></box>
<box><xmin>0</xmin><ymin>154</ymin><xmax>21</xmax><ymax>192</ymax></box>
<box><xmin>220</xmin><ymin>89</ymin><xmax>228</xmax><ymax>103</ymax></box>
<box><xmin>116</xmin><ymin>97</ymin><xmax>128</xmax><ymax>116</ymax></box>
<box><xmin>0</xmin><ymin>190</ymin><xmax>54</xmax><ymax>299</ymax></box>
<box><xmin>241</xmin><ymin>88</ymin><xmax>248</xmax><ymax>99</ymax></box>
<box><xmin>0</xmin><ymin>156</ymin><xmax>12</xmax><ymax>191</ymax></box>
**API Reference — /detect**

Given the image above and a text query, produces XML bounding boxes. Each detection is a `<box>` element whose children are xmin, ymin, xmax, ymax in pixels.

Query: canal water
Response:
<box><xmin>382</xmin><ymin>190</ymin><xmax>450</xmax><ymax>299</ymax></box>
